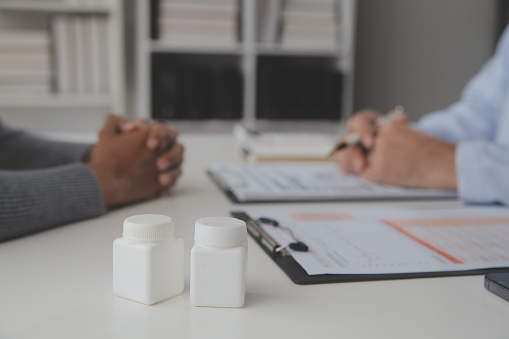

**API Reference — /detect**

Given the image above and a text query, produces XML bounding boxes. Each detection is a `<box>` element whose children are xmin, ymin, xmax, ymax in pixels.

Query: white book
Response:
<box><xmin>283</xmin><ymin>11</ymin><xmax>336</xmax><ymax>26</ymax></box>
<box><xmin>74</xmin><ymin>15</ymin><xmax>85</xmax><ymax>93</ymax></box>
<box><xmin>0</xmin><ymin>85</ymin><xmax>50</xmax><ymax>93</ymax></box>
<box><xmin>161</xmin><ymin>0</ymin><xmax>235</xmax><ymax>7</ymax></box>
<box><xmin>0</xmin><ymin>43</ymin><xmax>47</xmax><ymax>54</ymax></box>
<box><xmin>66</xmin><ymin>0</ymin><xmax>106</xmax><ymax>4</ymax></box>
<box><xmin>0</xmin><ymin>30</ymin><xmax>50</xmax><ymax>65</ymax></box>
<box><xmin>280</xmin><ymin>38</ymin><xmax>337</xmax><ymax>49</ymax></box>
<box><xmin>68</xmin><ymin>0</ymin><xmax>91</xmax><ymax>3</ymax></box>
<box><xmin>97</xmin><ymin>17</ymin><xmax>110</xmax><ymax>93</ymax></box>
<box><xmin>0</xmin><ymin>69</ymin><xmax>51</xmax><ymax>77</ymax></box>
<box><xmin>259</xmin><ymin>0</ymin><xmax>284</xmax><ymax>43</ymax></box>
<box><xmin>159</xmin><ymin>35</ymin><xmax>235</xmax><ymax>45</ymax></box>
<box><xmin>65</xmin><ymin>15</ymin><xmax>80</xmax><ymax>93</ymax></box>
<box><xmin>256</xmin><ymin>0</ymin><xmax>267</xmax><ymax>41</ymax></box>
<box><xmin>79</xmin><ymin>0</ymin><xmax>108</xmax><ymax>4</ymax></box>
<box><xmin>0</xmin><ymin>29</ymin><xmax>49</xmax><ymax>44</ymax></box>
<box><xmin>67</xmin><ymin>16</ymin><xmax>79</xmax><ymax>93</ymax></box>
<box><xmin>282</xmin><ymin>0</ymin><xmax>337</xmax><ymax>48</ymax></box>
<box><xmin>159</xmin><ymin>0</ymin><xmax>237</xmax><ymax>44</ymax></box>
<box><xmin>284</xmin><ymin>0</ymin><xmax>336</xmax><ymax>13</ymax></box>
<box><xmin>160</xmin><ymin>1</ymin><xmax>236</xmax><ymax>11</ymax></box>
<box><xmin>159</xmin><ymin>3</ymin><xmax>236</xmax><ymax>22</ymax></box>
<box><xmin>90</xmin><ymin>15</ymin><xmax>102</xmax><ymax>93</ymax></box>
<box><xmin>234</xmin><ymin>127</ymin><xmax>338</xmax><ymax>161</ymax></box>
<box><xmin>0</xmin><ymin>55</ymin><xmax>50</xmax><ymax>69</ymax></box>
<box><xmin>282</xmin><ymin>26</ymin><xmax>337</xmax><ymax>48</ymax></box>
<box><xmin>160</xmin><ymin>19</ymin><xmax>235</xmax><ymax>34</ymax></box>
<box><xmin>159</xmin><ymin>36</ymin><xmax>235</xmax><ymax>45</ymax></box>
<box><xmin>0</xmin><ymin>73</ymin><xmax>50</xmax><ymax>87</ymax></box>
<box><xmin>52</xmin><ymin>15</ymin><xmax>71</xmax><ymax>93</ymax></box>
<box><xmin>80</xmin><ymin>16</ymin><xmax>94</xmax><ymax>92</ymax></box>
<box><xmin>281</xmin><ymin>29</ymin><xmax>338</xmax><ymax>49</ymax></box>
<box><xmin>284</xmin><ymin>25</ymin><xmax>337</xmax><ymax>39</ymax></box>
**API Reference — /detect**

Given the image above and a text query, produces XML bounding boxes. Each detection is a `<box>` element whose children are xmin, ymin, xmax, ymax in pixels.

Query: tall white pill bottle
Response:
<box><xmin>113</xmin><ymin>214</ymin><xmax>184</xmax><ymax>305</ymax></box>
<box><xmin>190</xmin><ymin>217</ymin><xmax>247</xmax><ymax>307</ymax></box>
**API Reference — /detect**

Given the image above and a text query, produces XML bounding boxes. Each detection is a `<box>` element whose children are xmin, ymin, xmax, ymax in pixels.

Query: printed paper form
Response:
<box><xmin>245</xmin><ymin>207</ymin><xmax>509</xmax><ymax>275</ymax></box>
<box><xmin>209</xmin><ymin>162</ymin><xmax>456</xmax><ymax>201</ymax></box>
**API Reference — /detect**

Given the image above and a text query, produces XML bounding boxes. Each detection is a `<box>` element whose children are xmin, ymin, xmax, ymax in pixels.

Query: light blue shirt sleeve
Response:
<box><xmin>415</xmin><ymin>26</ymin><xmax>509</xmax><ymax>205</ymax></box>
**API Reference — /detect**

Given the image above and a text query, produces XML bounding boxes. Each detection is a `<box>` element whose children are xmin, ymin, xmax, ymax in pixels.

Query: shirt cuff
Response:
<box><xmin>456</xmin><ymin>141</ymin><xmax>502</xmax><ymax>204</ymax></box>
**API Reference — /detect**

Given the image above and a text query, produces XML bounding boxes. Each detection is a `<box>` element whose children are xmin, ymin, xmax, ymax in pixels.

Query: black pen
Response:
<box><xmin>329</xmin><ymin>105</ymin><xmax>404</xmax><ymax>156</ymax></box>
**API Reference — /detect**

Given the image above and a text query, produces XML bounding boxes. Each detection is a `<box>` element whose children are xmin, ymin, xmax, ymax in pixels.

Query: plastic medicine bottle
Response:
<box><xmin>113</xmin><ymin>214</ymin><xmax>184</xmax><ymax>305</ymax></box>
<box><xmin>190</xmin><ymin>217</ymin><xmax>247</xmax><ymax>308</ymax></box>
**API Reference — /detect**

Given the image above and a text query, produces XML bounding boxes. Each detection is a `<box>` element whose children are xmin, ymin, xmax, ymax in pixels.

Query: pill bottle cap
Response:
<box><xmin>123</xmin><ymin>214</ymin><xmax>174</xmax><ymax>241</ymax></box>
<box><xmin>194</xmin><ymin>217</ymin><xmax>246</xmax><ymax>247</ymax></box>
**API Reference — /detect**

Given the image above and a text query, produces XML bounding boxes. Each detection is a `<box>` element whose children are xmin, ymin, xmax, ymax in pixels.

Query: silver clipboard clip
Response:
<box><xmin>245</xmin><ymin>219</ymin><xmax>292</xmax><ymax>257</ymax></box>
<box><xmin>245</xmin><ymin>217</ymin><xmax>309</xmax><ymax>257</ymax></box>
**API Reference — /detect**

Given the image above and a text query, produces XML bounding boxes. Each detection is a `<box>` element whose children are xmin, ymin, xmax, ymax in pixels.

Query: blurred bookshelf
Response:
<box><xmin>135</xmin><ymin>0</ymin><xmax>357</xmax><ymax>131</ymax></box>
<box><xmin>0</xmin><ymin>0</ymin><xmax>125</xmax><ymax>114</ymax></box>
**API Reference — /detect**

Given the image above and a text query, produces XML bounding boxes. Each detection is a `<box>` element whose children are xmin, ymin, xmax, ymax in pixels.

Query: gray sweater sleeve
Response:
<box><xmin>0</xmin><ymin>123</ymin><xmax>92</xmax><ymax>170</ymax></box>
<box><xmin>0</xmin><ymin>122</ymin><xmax>106</xmax><ymax>242</ymax></box>
<box><xmin>0</xmin><ymin>163</ymin><xmax>106</xmax><ymax>242</ymax></box>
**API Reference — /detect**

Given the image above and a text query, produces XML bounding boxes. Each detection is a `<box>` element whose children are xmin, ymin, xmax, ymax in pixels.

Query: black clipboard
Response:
<box><xmin>232</xmin><ymin>211</ymin><xmax>509</xmax><ymax>285</ymax></box>
<box><xmin>208</xmin><ymin>165</ymin><xmax>457</xmax><ymax>204</ymax></box>
<box><xmin>208</xmin><ymin>170</ymin><xmax>243</xmax><ymax>203</ymax></box>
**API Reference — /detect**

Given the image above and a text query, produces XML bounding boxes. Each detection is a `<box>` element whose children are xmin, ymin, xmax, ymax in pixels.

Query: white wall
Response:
<box><xmin>354</xmin><ymin>0</ymin><xmax>499</xmax><ymax>120</ymax></box>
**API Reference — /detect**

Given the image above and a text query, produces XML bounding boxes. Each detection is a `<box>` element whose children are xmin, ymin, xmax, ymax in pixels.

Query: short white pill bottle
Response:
<box><xmin>113</xmin><ymin>214</ymin><xmax>184</xmax><ymax>305</ymax></box>
<box><xmin>190</xmin><ymin>217</ymin><xmax>247</xmax><ymax>307</ymax></box>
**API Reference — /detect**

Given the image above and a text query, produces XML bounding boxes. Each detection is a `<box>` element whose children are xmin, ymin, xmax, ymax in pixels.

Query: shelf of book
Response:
<box><xmin>135</xmin><ymin>0</ymin><xmax>356</xmax><ymax>127</ymax></box>
<box><xmin>0</xmin><ymin>0</ymin><xmax>125</xmax><ymax>114</ymax></box>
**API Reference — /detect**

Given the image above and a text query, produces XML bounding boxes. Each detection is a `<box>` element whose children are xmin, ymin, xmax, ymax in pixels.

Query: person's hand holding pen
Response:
<box><xmin>331</xmin><ymin>106</ymin><xmax>458</xmax><ymax>189</ymax></box>
<box><xmin>331</xmin><ymin>105</ymin><xmax>406</xmax><ymax>174</ymax></box>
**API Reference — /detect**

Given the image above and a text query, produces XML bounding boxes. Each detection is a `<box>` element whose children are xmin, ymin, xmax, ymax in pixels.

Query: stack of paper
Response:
<box><xmin>281</xmin><ymin>0</ymin><xmax>338</xmax><ymax>49</ymax></box>
<box><xmin>52</xmin><ymin>14</ymin><xmax>110</xmax><ymax>94</ymax></box>
<box><xmin>0</xmin><ymin>29</ymin><xmax>51</xmax><ymax>94</ymax></box>
<box><xmin>159</xmin><ymin>0</ymin><xmax>238</xmax><ymax>45</ymax></box>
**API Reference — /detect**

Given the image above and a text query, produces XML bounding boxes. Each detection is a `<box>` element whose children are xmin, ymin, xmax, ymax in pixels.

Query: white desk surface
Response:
<box><xmin>1</xmin><ymin>134</ymin><xmax>509</xmax><ymax>339</ymax></box>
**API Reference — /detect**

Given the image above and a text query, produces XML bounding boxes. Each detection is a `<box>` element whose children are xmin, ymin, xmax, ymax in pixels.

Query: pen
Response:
<box><xmin>329</xmin><ymin>105</ymin><xmax>405</xmax><ymax>156</ymax></box>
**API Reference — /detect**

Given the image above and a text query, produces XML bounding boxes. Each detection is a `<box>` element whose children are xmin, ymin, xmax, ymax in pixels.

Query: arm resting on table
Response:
<box><xmin>0</xmin><ymin>123</ymin><xmax>91</xmax><ymax>170</ymax></box>
<box><xmin>0</xmin><ymin>163</ymin><xmax>105</xmax><ymax>242</ymax></box>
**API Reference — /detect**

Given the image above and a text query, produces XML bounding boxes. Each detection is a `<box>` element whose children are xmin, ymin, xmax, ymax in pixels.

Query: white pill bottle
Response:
<box><xmin>113</xmin><ymin>214</ymin><xmax>184</xmax><ymax>305</ymax></box>
<box><xmin>190</xmin><ymin>217</ymin><xmax>247</xmax><ymax>307</ymax></box>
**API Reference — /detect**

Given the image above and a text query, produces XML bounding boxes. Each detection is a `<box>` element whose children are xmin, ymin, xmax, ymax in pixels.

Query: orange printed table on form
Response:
<box><xmin>384</xmin><ymin>216</ymin><xmax>509</xmax><ymax>266</ymax></box>
<box><xmin>244</xmin><ymin>207</ymin><xmax>509</xmax><ymax>275</ymax></box>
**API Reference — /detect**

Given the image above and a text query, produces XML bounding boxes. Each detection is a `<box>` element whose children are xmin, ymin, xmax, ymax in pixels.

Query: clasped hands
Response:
<box><xmin>87</xmin><ymin>114</ymin><xmax>184</xmax><ymax>208</ymax></box>
<box><xmin>332</xmin><ymin>109</ymin><xmax>458</xmax><ymax>189</ymax></box>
